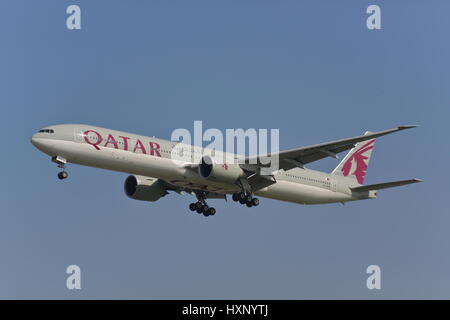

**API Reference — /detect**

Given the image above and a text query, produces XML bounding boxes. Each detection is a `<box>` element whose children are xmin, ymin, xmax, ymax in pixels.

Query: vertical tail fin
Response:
<box><xmin>331</xmin><ymin>132</ymin><xmax>375</xmax><ymax>185</ymax></box>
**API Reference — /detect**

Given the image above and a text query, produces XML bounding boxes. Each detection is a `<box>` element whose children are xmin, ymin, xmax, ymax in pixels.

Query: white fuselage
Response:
<box><xmin>31</xmin><ymin>124</ymin><xmax>368</xmax><ymax>205</ymax></box>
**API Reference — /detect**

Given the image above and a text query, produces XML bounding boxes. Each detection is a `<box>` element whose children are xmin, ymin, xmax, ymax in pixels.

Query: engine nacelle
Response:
<box><xmin>198</xmin><ymin>156</ymin><xmax>245</xmax><ymax>183</ymax></box>
<box><xmin>124</xmin><ymin>175</ymin><xmax>168</xmax><ymax>202</ymax></box>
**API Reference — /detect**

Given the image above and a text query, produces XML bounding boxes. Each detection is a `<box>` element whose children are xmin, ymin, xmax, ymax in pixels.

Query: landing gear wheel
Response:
<box><xmin>196</xmin><ymin>208</ymin><xmax>203</xmax><ymax>214</ymax></box>
<box><xmin>246</xmin><ymin>202</ymin><xmax>253</xmax><ymax>207</ymax></box>
<box><xmin>232</xmin><ymin>193</ymin><xmax>239</xmax><ymax>202</ymax></box>
<box><xmin>189</xmin><ymin>203</ymin><xmax>196</xmax><ymax>211</ymax></box>
<box><xmin>238</xmin><ymin>192</ymin><xmax>246</xmax><ymax>202</ymax></box>
<box><xmin>251</xmin><ymin>198</ymin><xmax>260</xmax><ymax>207</ymax></box>
<box><xmin>202</xmin><ymin>205</ymin><xmax>209</xmax><ymax>213</ymax></box>
<box><xmin>57</xmin><ymin>171</ymin><xmax>68</xmax><ymax>180</ymax></box>
<box><xmin>207</xmin><ymin>207</ymin><xmax>216</xmax><ymax>216</ymax></box>
<box><xmin>195</xmin><ymin>202</ymin><xmax>203</xmax><ymax>211</ymax></box>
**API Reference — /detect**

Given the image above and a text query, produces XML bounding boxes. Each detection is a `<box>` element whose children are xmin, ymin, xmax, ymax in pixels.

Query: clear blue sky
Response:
<box><xmin>0</xmin><ymin>0</ymin><xmax>448</xmax><ymax>299</ymax></box>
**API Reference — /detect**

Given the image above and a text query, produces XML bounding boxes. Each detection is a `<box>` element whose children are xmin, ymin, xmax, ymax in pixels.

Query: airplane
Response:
<box><xmin>30</xmin><ymin>124</ymin><xmax>422</xmax><ymax>217</ymax></box>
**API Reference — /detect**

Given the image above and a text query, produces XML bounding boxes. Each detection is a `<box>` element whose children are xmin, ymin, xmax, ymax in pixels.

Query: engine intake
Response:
<box><xmin>198</xmin><ymin>156</ymin><xmax>245</xmax><ymax>183</ymax></box>
<box><xmin>124</xmin><ymin>175</ymin><xmax>168</xmax><ymax>202</ymax></box>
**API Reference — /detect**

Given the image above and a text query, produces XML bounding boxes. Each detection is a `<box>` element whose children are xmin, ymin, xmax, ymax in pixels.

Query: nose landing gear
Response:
<box><xmin>52</xmin><ymin>156</ymin><xmax>68</xmax><ymax>180</ymax></box>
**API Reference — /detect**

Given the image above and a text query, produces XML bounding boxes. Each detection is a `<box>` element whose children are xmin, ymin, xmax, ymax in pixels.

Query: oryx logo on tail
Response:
<box><xmin>331</xmin><ymin>134</ymin><xmax>376</xmax><ymax>185</ymax></box>
<box><xmin>341</xmin><ymin>139</ymin><xmax>375</xmax><ymax>184</ymax></box>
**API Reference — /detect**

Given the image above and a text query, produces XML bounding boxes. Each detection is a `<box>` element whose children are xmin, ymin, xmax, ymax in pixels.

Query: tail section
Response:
<box><xmin>331</xmin><ymin>132</ymin><xmax>375</xmax><ymax>185</ymax></box>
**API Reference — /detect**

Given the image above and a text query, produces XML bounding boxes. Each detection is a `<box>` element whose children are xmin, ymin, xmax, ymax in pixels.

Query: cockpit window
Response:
<box><xmin>38</xmin><ymin>129</ymin><xmax>54</xmax><ymax>133</ymax></box>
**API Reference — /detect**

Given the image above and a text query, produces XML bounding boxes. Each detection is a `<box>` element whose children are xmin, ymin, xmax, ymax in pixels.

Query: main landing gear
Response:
<box><xmin>189</xmin><ymin>192</ymin><xmax>216</xmax><ymax>217</ymax></box>
<box><xmin>52</xmin><ymin>156</ymin><xmax>68</xmax><ymax>180</ymax></box>
<box><xmin>189</xmin><ymin>202</ymin><xmax>216</xmax><ymax>217</ymax></box>
<box><xmin>232</xmin><ymin>177</ymin><xmax>259</xmax><ymax>208</ymax></box>
<box><xmin>232</xmin><ymin>192</ymin><xmax>259</xmax><ymax>208</ymax></box>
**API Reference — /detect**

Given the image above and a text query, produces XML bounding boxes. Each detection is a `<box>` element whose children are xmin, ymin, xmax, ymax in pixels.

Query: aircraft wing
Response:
<box><xmin>245</xmin><ymin>125</ymin><xmax>417</xmax><ymax>171</ymax></box>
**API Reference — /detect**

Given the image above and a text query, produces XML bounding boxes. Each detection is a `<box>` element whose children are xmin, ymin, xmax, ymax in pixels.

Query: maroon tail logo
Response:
<box><xmin>341</xmin><ymin>139</ymin><xmax>375</xmax><ymax>184</ymax></box>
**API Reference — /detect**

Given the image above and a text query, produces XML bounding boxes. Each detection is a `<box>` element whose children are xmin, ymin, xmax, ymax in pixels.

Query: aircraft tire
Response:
<box><xmin>58</xmin><ymin>171</ymin><xmax>68</xmax><ymax>180</ymax></box>
<box><xmin>195</xmin><ymin>202</ymin><xmax>203</xmax><ymax>210</ymax></box>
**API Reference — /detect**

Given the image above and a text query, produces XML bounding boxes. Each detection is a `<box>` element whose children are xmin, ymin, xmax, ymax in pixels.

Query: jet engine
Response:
<box><xmin>124</xmin><ymin>175</ymin><xmax>168</xmax><ymax>202</ymax></box>
<box><xmin>198</xmin><ymin>155</ymin><xmax>245</xmax><ymax>183</ymax></box>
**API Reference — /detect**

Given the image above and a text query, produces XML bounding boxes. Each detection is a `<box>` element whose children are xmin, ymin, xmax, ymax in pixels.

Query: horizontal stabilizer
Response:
<box><xmin>350</xmin><ymin>179</ymin><xmax>423</xmax><ymax>192</ymax></box>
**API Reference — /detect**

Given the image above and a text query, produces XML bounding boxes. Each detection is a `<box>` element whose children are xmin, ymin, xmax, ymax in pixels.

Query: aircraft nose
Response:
<box><xmin>30</xmin><ymin>133</ymin><xmax>46</xmax><ymax>150</ymax></box>
<box><xmin>30</xmin><ymin>133</ymin><xmax>39</xmax><ymax>147</ymax></box>
<box><xmin>30</xmin><ymin>133</ymin><xmax>56</xmax><ymax>155</ymax></box>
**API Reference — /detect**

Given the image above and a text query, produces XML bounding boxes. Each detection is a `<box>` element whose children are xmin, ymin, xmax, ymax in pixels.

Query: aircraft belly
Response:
<box><xmin>51</xmin><ymin>141</ymin><xmax>354</xmax><ymax>204</ymax></box>
<box><xmin>54</xmin><ymin>141</ymin><xmax>241</xmax><ymax>192</ymax></box>
<box><xmin>53</xmin><ymin>141</ymin><xmax>183</xmax><ymax>180</ymax></box>
<box><xmin>255</xmin><ymin>180</ymin><xmax>353</xmax><ymax>204</ymax></box>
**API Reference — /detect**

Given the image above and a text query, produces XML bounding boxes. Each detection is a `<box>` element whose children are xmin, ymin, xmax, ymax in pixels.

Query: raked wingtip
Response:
<box><xmin>398</xmin><ymin>125</ymin><xmax>418</xmax><ymax>130</ymax></box>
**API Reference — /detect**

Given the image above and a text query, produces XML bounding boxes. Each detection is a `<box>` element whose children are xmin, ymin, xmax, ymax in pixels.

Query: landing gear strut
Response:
<box><xmin>189</xmin><ymin>192</ymin><xmax>216</xmax><ymax>217</ymax></box>
<box><xmin>52</xmin><ymin>156</ymin><xmax>68</xmax><ymax>180</ymax></box>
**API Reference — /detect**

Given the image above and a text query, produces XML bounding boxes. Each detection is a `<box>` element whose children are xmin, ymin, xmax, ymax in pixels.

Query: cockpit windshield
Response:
<box><xmin>38</xmin><ymin>129</ymin><xmax>54</xmax><ymax>133</ymax></box>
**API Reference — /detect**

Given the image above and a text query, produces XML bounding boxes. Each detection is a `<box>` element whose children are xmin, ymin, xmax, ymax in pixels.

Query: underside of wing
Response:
<box><xmin>161</xmin><ymin>179</ymin><xmax>228</xmax><ymax>200</ymax></box>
